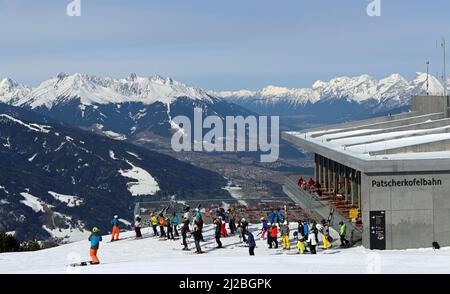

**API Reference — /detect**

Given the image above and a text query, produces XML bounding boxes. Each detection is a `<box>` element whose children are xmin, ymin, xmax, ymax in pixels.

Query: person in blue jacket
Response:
<box><xmin>268</xmin><ymin>210</ymin><xmax>276</xmax><ymax>224</ymax></box>
<box><xmin>88</xmin><ymin>227</ymin><xmax>102</xmax><ymax>264</ymax></box>
<box><xmin>111</xmin><ymin>215</ymin><xmax>120</xmax><ymax>241</ymax></box>
<box><xmin>246</xmin><ymin>230</ymin><xmax>256</xmax><ymax>256</ymax></box>
<box><xmin>277</xmin><ymin>208</ymin><xmax>284</xmax><ymax>225</ymax></box>
<box><xmin>303</xmin><ymin>220</ymin><xmax>309</xmax><ymax>238</ymax></box>
<box><xmin>173</xmin><ymin>212</ymin><xmax>179</xmax><ymax>237</ymax></box>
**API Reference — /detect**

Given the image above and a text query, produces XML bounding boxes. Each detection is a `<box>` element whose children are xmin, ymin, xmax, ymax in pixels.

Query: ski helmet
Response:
<box><xmin>114</xmin><ymin>215</ymin><xmax>118</xmax><ymax>219</ymax></box>
<box><xmin>92</xmin><ymin>227</ymin><xmax>99</xmax><ymax>233</ymax></box>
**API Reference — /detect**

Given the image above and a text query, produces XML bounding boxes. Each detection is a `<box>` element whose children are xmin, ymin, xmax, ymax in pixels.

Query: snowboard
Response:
<box><xmin>69</xmin><ymin>261</ymin><xmax>100</xmax><ymax>267</ymax></box>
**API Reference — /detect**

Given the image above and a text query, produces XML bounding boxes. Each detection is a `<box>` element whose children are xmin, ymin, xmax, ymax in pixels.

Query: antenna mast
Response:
<box><xmin>442</xmin><ymin>38</ymin><xmax>447</xmax><ymax>97</ymax></box>
<box><xmin>426</xmin><ymin>61</ymin><xmax>430</xmax><ymax>95</ymax></box>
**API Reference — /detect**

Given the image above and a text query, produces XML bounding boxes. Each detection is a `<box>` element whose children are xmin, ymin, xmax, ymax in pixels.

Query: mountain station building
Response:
<box><xmin>283</xmin><ymin>95</ymin><xmax>450</xmax><ymax>250</ymax></box>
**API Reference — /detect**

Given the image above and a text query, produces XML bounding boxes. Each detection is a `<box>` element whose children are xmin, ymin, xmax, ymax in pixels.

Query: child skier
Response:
<box><xmin>339</xmin><ymin>221</ymin><xmax>350</xmax><ymax>247</ymax></box>
<box><xmin>166</xmin><ymin>215</ymin><xmax>174</xmax><ymax>240</ymax></box>
<box><xmin>269</xmin><ymin>223</ymin><xmax>278</xmax><ymax>249</ymax></box>
<box><xmin>150</xmin><ymin>213</ymin><xmax>159</xmax><ymax>236</ymax></box>
<box><xmin>214</xmin><ymin>218</ymin><xmax>223</xmax><ymax>248</ymax></box>
<box><xmin>181</xmin><ymin>217</ymin><xmax>190</xmax><ymax>250</ymax></box>
<box><xmin>319</xmin><ymin>220</ymin><xmax>332</xmax><ymax>249</ymax></box>
<box><xmin>193</xmin><ymin>223</ymin><xmax>203</xmax><ymax>254</ymax></box>
<box><xmin>110</xmin><ymin>215</ymin><xmax>120</xmax><ymax>242</ymax></box>
<box><xmin>159</xmin><ymin>213</ymin><xmax>166</xmax><ymax>237</ymax></box>
<box><xmin>281</xmin><ymin>221</ymin><xmax>290</xmax><ymax>250</ymax></box>
<box><xmin>228</xmin><ymin>208</ymin><xmax>236</xmax><ymax>235</ymax></box>
<box><xmin>307</xmin><ymin>227</ymin><xmax>317</xmax><ymax>254</ymax></box>
<box><xmin>173</xmin><ymin>212</ymin><xmax>179</xmax><ymax>237</ymax></box>
<box><xmin>88</xmin><ymin>227</ymin><xmax>102</xmax><ymax>264</ymax></box>
<box><xmin>246</xmin><ymin>230</ymin><xmax>256</xmax><ymax>256</ymax></box>
<box><xmin>134</xmin><ymin>215</ymin><xmax>142</xmax><ymax>239</ymax></box>
<box><xmin>260</xmin><ymin>217</ymin><xmax>268</xmax><ymax>239</ymax></box>
<box><xmin>240</xmin><ymin>218</ymin><xmax>248</xmax><ymax>242</ymax></box>
<box><xmin>296</xmin><ymin>232</ymin><xmax>306</xmax><ymax>254</ymax></box>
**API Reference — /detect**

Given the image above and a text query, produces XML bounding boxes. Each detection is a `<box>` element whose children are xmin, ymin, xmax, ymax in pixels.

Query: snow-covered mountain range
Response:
<box><xmin>3</xmin><ymin>72</ymin><xmax>446</xmax><ymax>131</ymax></box>
<box><xmin>212</xmin><ymin>73</ymin><xmax>449</xmax><ymax>126</ymax></box>
<box><xmin>0</xmin><ymin>73</ymin><xmax>252</xmax><ymax>142</ymax></box>
<box><xmin>1</xmin><ymin>73</ymin><xmax>214</xmax><ymax>109</ymax></box>
<box><xmin>213</xmin><ymin>72</ymin><xmax>446</xmax><ymax>108</ymax></box>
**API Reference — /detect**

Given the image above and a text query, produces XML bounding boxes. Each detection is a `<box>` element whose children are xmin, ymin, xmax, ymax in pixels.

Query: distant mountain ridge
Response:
<box><xmin>211</xmin><ymin>73</ymin><xmax>449</xmax><ymax>125</ymax></box>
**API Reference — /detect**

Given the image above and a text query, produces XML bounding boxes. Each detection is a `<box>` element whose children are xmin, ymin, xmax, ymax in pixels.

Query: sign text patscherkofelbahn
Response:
<box><xmin>372</xmin><ymin>178</ymin><xmax>443</xmax><ymax>188</ymax></box>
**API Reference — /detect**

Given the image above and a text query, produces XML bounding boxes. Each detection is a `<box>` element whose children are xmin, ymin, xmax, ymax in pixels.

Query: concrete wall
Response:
<box><xmin>412</xmin><ymin>96</ymin><xmax>449</xmax><ymax>117</ymax></box>
<box><xmin>362</xmin><ymin>172</ymin><xmax>450</xmax><ymax>249</ymax></box>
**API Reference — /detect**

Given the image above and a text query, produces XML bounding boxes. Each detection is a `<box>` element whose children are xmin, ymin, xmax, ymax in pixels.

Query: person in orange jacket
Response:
<box><xmin>88</xmin><ymin>227</ymin><xmax>102</xmax><ymax>264</ymax></box>
<box><xmin>159</xmin><ymin>213</ymin><xmax>166</xmax><ymax>237</ymax></box>
<box><xmin>110</xmin><ymin>215</ymin><xmax>120</xmax><ymax>242</ymax></box>
<box><xmin>269</xmin><ymin>223</ymin><xmax>278</xmax><ymax>249</ymax></box>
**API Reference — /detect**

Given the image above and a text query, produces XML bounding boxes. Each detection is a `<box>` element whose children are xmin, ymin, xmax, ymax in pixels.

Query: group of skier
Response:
<box><xmin>85</xmin><ymin>206</ymin><xmax>351</xmax><ymax>265</ymax></box>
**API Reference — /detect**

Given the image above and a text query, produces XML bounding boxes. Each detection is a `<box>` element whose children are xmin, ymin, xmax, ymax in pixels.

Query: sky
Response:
<box><xmin>0</xmin><ymin>0</ymin><xmax>449</xmax><ymax>91</ymax></box>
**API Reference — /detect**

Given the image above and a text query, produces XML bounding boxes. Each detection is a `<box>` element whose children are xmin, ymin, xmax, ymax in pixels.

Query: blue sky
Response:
<box><xmin>0</xmin><ymin>0</ymin><xmax>449</xmax><ymax>90</ymax></box>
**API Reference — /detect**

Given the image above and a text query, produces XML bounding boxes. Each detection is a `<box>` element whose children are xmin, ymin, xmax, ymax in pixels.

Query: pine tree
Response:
<box><xmin>0</xmin><ymin>231</ymin><xmax>21</xmax><ymax>253</ymax></box>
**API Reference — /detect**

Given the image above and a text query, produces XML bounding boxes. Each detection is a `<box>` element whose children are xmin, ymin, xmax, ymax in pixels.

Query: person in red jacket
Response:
<box><xmin>269</xmin><ymin>223</ymin><xmax>278</xmax><ymax>249</ymax></box>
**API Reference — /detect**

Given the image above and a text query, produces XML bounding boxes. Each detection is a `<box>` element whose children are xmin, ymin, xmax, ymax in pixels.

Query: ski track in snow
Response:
<box><xmin>1</xmin><ymin>224</ymin><xmax>450</xmax><ymax>274</ymax></box>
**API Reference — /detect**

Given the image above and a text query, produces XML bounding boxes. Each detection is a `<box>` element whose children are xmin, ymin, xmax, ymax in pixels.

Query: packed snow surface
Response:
<box><xmin>1</xmin><ymin>224</ymin><xmax>449</xmax><ymax>274</ymax></box>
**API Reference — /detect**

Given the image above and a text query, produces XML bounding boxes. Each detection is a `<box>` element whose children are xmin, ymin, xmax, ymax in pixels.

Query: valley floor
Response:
<box><xmin>1</xmin><ymin>224</ymin><xmax>450</xmax><ymax>274</ymax></box>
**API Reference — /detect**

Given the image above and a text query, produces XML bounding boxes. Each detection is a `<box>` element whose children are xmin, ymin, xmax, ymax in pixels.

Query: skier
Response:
<box><xmin>192</xmin><ymin>223</ymin><xmax>203</xmax><ymax>254</ymax></box>
<box><xmin>166</xmin><ymin>215</ymin><xmax>174</xmax><ymax>240</ymax></box>
<box><xmin>218</xmin><ymin>209</ymin><xmax>228</xmax><ymax>238</ymax></box>
<box><xmin>194</xmin><ymin>208</ymin><xmax>205</xmax><ymax>242</ymax></box>
<box><xmin>214</xmin><ymin>218</ymin><xmax>223</xmax><ymax>248</ymax></box>
<box><xmin>307</xmin><ymin>226</ymin><xmax>317</xmax><ymax>254</ymax></box>
<box><xmin>228</xmin><ymin>208</ymin><xmax>236</xmax><ymax>235</ymax></box>
<box><xmin>319</xmin><ymin>219</ymin><xmax>332</xmax><ymax>249</ymax></box>
<box><xmin>268</xmin><ymin>210</ymin><xmax>276</xmax><ymax>224</ymax></box>
<box><xmin>259</xmin><ymin>217</ymin><xmax>268</xmax><ymax>239</ymax></box>
<box><xmin>267</xmin><ymin>223</ymin><xmax>272</xmax><ymax>247</ymax></box>
<box><xmin>181</xmin><ymin>217</ymin><xmax>190</xmax><ymax>250</ymax></box>
<box><xmin>134</xmin><ymin>215</ymin><xmax>142</xmax><ymax>239</ymax></box>
<box><xmin>281</xmin><ymin>221</ymin><xmax>290</xmax><ymax>250</ymax></box>
<box><xmin>276</xmin><ymin>208</ymin><xmax>284</xmax><ymax>225</ymax></box>
<box><xmin>339</xmin><ymin>221</ymin><xmax>350</xmax><ymax>247</ymax></box>
<box><xmin>269</xmin><ymin>223</ymin><xmax>278</xmax><ymax>249</ymax></box>
<box><xmin>303</xmin><ymin>220</ymin><xmax>309</xmax><ymax>239</ymax></box>
<box><xmin>297</xmin><ymin>220</ymin><xmax>304</xmax><ymax>239</ymax></box>
<box><xmin>183</xmin><ymin>206</ymin><xmax>190</xmax><ymax>222</ymax></box>
<box><xmin>236</xmin><ymin>221</ymin><xmax>243</xmax><ymax>243</ymax></box>
<box><xmin>173</xmin><ymin>212</ymin><xmax>179</xmax><ymax>238</ymax></box>
<box><xmin>110</xmin><ymin>215</ymin><xmax>120</xmax><ymax>242</ymax></box>
<box><xmin>88</xmin><ymin>227</ymin><xmax>102</xmax><ymax>264</ymax></box>
<box><xmin>150</xmin><ymin>213</ymin><xmax>159</xmax><ymax>236</ymax></box>
<box><xmin>246</xmin><ymin>230</ymin><xmax>256</xmax><ymax>256</ymax></box>
<box><xmin>240</xmin><ymin>218</ymin><xmax>248</xmax><ymax>243</ymax></box>
<box><xmin>295</xmin><ymin>231</ymin><xmax>306</xmax><ymax>254</ymax></box>
<box><xmin>159</xmin><ymin>213</ymin><xmax>166</xmax><ymax>237</ymax></box>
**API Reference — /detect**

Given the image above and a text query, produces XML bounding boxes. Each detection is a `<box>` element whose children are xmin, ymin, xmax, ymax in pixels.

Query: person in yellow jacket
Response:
<box><xmin>320</xmin><ymin>220</ymin><xmax>332</xmax><ymax>249</ymax></box>
<box><xmin>297</xmin><ymin>236</ymin><xmax>306</xmax><ymax>254</ymax></box>
<box><xmin>150</xmin><ymin>213</ymin><xmax>159</xmax><ymax>236</ymax></box>
<box><xmin>280</xmin><ymin>221</ymin><xmax>290</xmax><ymax>250</ymax></box>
